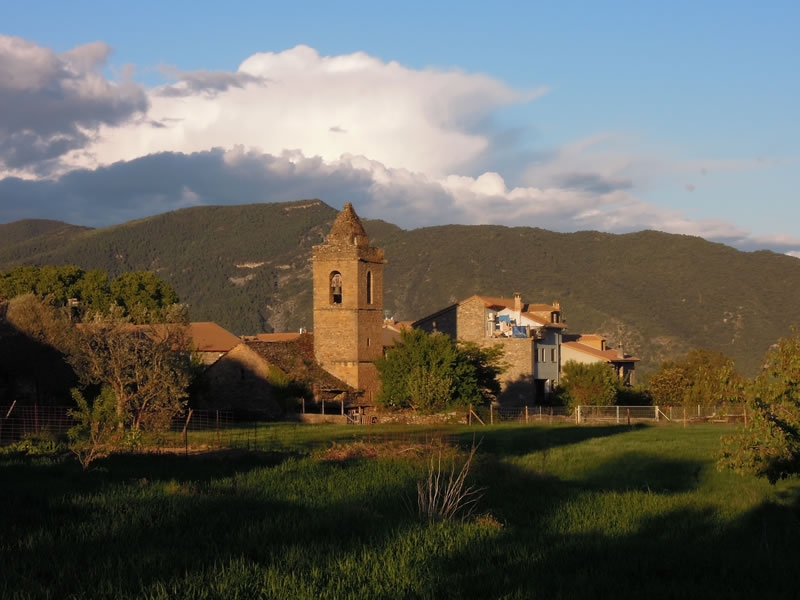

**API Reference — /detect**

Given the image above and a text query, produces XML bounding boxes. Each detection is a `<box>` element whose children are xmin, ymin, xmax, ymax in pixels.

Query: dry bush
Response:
<box><xmin>417</xmin><ymin>441</ymin><xmax>484</xmax><ymax>521</ymax></box>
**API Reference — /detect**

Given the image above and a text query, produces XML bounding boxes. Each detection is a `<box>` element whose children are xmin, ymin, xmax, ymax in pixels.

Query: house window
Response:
<box><xmin>540</xmin><ymin>348</ymin><xmax>547</xmax><ymax>362</ymax></box>
<box><xmin>366</xmin><ymin>270</ymin><xmax>373</xmax><ymax>304</ymax></box>
<box><xmin>330</xmin><ymin>271</ymin><xmax>343</xmax><ymax>304</ymax></box>
<box><xmin>550</xmin><ymin>348</ymin><xmax>556</xmax><ymax>362</ymax></box>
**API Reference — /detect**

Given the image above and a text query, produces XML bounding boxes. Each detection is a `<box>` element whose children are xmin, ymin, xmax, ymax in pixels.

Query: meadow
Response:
<box><xmin>1</xmin><ymin>423</ymin><xmax>798</xmax><ymax>599</ymax></box>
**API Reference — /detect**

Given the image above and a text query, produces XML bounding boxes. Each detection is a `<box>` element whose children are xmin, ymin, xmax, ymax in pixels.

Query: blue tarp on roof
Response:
<box><xmin>512</xmin><ymin>326</ymin><xmax>528</xmax><ymax>338</ymax></box>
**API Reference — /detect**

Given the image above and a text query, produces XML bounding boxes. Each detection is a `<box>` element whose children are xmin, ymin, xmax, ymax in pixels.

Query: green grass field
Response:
<box><xmin>2</xmin><ymin>423</ymin><xmax>798</xmax><ymax>599</ymax></box>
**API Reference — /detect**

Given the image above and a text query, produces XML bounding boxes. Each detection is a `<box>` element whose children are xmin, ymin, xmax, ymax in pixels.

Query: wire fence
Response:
<box><xmin>0</xmin><ymin>401</ymin><xmax>749</xmax><ymax>450</ymax></box>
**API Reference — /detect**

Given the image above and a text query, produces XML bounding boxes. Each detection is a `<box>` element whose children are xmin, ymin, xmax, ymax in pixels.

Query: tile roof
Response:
<box><xmin>562</xmin><ymin>336</ymin><xmax>639</xmax><ymax>363</ymax></box>
<box><xmin>183</xmin><ymin>322</ymin><xmax>242</xmax><ymax>352</ymax></box>
<box><xmin>244</xmin><ymin>332</ymin><xmax>303</xmax><ymax>343</ymax></box>
<box><xmin>245</xmin><ymin>333</ymin><xmax>353</xmax><ymax>392</ymax></box>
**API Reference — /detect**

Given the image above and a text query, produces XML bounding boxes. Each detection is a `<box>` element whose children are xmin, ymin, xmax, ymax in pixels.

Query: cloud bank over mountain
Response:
<box><xmin>0</xmin><ymin>35</ymin><xmax>795</xmax><ymax>254</ymax></box>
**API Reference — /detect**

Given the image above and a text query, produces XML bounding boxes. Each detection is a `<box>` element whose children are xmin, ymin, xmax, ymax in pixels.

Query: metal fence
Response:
<box><xmin>0</xmin><ymin>402</ymin><xmax>749</xmax><ymax>449</ymax></box>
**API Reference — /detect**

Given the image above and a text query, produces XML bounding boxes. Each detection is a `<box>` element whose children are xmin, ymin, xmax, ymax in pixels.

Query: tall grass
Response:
<box><xmin>1</xmin><ymin>423</ymin><xmax>798</xmax><ymax>599</ymax></box>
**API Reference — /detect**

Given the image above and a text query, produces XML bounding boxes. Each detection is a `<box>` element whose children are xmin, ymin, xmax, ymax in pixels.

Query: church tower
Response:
<box><xmin>312</xmin><ymin>203</ymin><xmax>385</xmax><ymax>403</ymax></box>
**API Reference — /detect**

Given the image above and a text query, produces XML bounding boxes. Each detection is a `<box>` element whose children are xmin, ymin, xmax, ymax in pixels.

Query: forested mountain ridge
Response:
<box><xmin>2</xmin><ymin>199</ymin><xmax>799</xmax><ymax>376</ymax></box>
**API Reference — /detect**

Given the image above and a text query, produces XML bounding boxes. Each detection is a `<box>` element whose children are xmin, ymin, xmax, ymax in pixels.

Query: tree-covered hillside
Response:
<box><xmin>2</xmin><ymin>199</ymin><xmax>799</xmax><ymax>375</ymax></box>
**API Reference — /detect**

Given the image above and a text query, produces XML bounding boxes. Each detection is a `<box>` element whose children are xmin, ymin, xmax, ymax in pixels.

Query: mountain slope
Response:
<box><xmin>2</xmin><ymin>200</ymin><xmax>799</xmax><ymax>376</ymax></box>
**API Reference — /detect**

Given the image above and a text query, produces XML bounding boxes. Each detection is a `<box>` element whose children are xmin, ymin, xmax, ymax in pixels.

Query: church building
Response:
<box><xmin>311</xmin><ymin>203</ymin><xmax>386</xmax><ymax>405</ymax></box>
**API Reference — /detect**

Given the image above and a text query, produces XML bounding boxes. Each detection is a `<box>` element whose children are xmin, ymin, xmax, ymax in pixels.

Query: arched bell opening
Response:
<box><xmin>330</xmin><ymin>271</ymin><xmax>343</xmax><ymax>304</ymax></box>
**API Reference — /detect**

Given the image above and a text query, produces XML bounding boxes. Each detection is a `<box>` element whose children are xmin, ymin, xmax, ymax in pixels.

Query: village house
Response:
<box><xmin>561</xmin><ymin>333</ymin><xmax>639</xmax><ymax>385</ymax></box>
<box><xmin>193</xmin><ymin>331</ymin><xmax>354</xmax><ymax>416</ymax></box>
<box><xmin>413</xmin><ymin>293</ymin><xmax>566</xmax><ymax>404</ymax></box>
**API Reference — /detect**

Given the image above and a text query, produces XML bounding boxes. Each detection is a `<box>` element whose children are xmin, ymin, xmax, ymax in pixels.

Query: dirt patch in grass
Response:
<box><xmin>319</xmin><ymin>440</ymin><xmax>459</xmax><ymax>462</ymax></box>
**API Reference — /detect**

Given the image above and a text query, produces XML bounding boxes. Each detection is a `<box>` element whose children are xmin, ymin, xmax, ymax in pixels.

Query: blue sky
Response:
<box><xmin>2</xmin><ymin>0</ymin><xmax>798</xmax><ymax>254</ymax></box>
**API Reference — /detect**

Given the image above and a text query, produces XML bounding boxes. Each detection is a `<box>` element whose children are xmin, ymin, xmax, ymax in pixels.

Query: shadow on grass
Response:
<box><xmin>421</xmin><ymin>498</ymin><xmax>800</xmax><ymax>600</ymax></box>
<box><xmin>456</xmin><ymin>422</ymin><xmax>648</xmax><ymax>456</ymax></box>
<box><xmin>578</xmin><ymin>451</ymin><xmax>704</xmax><ymax>494</ymax></box>
<box><xmin>0</xmin><ymin>451</ymin><xmax>424</xmax><ymax>599</ymax></box>
<box><xmin>420</xmin><ymin>443</ymin><xmax>800</xmax><ymax>599</ymax></box>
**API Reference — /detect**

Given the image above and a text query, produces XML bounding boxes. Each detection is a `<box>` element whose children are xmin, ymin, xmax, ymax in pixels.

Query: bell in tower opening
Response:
<box><xmin>330</xmin><ymin>271</ymin><xmax>343</xmax><ymax>304</ymax></box>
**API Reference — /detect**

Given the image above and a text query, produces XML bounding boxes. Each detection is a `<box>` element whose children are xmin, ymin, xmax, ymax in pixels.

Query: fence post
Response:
<box><xmin>655</xmin><ymin>405</ymin><xmax>659</xmax><ymax>422</ymax></box>
<box><xmin>525</xmin><ymin>406</ymin><xmax>529</xmax><ymax>424</ymax></box>
<box><xmin>490</xmin><ymin>404</ymin><xmax>494</xmax><ymax>425</ymax></box>
<box><xmin>627</xmin><ymin>408</ymin><xmax>631</xmax><ymax>426</ymax></box>
<box><xmin>616</xmin><ymin>405</ymin><xmax>620</xmax><ymax>424</ymax></box>
<box><xmin>744</xmin><ymin>404</ymin><xmax>748</xmax><ymax>428</ymax></box>
<box><xmin>182</xmin><ymin>408</ymin><xmax>194</xmax><ymax>455</ymax></box>
<box><xmin>468</xmin><ymin>404</ymin><xmax>472</xmax><ymax>426</ymax></box>
<box><xmin>576</xmin><ymin>406</ymin><xmax>581</xmax><ymax>425</ymax></box>
<box><xmin>215</xmin><ymin>410</ymin><xmax>220</xmax><ymax>448</ymax></box>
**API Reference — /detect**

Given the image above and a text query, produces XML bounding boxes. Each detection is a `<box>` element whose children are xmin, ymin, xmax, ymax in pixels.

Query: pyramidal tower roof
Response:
<box><xmin>326</xmin><ymin>202</ymin><xmax>369</xmax><ymax>248</ymax></box>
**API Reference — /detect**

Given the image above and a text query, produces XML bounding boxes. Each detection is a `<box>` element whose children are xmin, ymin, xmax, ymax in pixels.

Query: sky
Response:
<box><xmin>1</xmin><ymin>0</ymin><xmax>798</xmax><ymax>255</ymax></box>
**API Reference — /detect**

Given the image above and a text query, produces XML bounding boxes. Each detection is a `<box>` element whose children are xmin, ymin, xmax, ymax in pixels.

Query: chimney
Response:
<box><xmin>514</xmin><ymin>292</ymin><xmax>522</xmax><ymax>314</ymax></box>
<box><xmin>617</xmin><ymin>344</ymin><xmax>625</xmax><ymax>359</ymax></box>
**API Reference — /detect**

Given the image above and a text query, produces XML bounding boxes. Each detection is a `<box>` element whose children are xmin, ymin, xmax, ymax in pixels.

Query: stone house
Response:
<box><xmin>561</xmin><ymin>333</ymin><xmax>639</xmax><ymax>385</ymax></box>
<box><xmin>413</xmin><ymin>293</ymin><xmax>565</xmax><ymax>404</ymax></box>
<box><xmin>193</xmin><ymin>332</ymin><xmax>353</xmax><ymax>415</ymax></box>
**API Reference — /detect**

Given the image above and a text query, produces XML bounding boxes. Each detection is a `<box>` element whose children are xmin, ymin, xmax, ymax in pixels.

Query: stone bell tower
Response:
<box><xmin>312</xmin><ymin>203</ymin><xmax>385</xmax><ymax>403</ymax></box>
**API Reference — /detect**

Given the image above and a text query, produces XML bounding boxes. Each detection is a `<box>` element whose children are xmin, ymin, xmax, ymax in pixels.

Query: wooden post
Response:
<box><xmin>302</xmin><ymin>397</ymin><xmax>305</xmax><ymax>414</ymax></box>
<box><xmin>549</xmin><ymin>406</ymin><xmax>552</xmax><ymax>424</ymax></box>
<box><xmin>525</xmin><ymin>405</ymin><xmax>529</xmax><ymax>424</ymax></box>
<box><xmin>182</xmin><ymin>409</ymin><xmax>193</xmax><ymax>456</ymax></box>
<box><xmin>683</xmin><ymin>406</ymin><xmax>687</xmax><ymax>428</ymax></box>
<box><xmin>576</xmin><ymin>406</ymin><xmax>581</xmax><ymax>425</ymax></box>
<box><xmin>743</xmin><ymin>404</ymin><xmax>748</xmax><ymax>428</ymax></box>
<box><xmin>616</xmin><ymin>405</ymin><xmax>620</xmax><ymax>424</ymax></box>
<box><xmin>627</xmin><ymin>408</ymin><xmax>631</xmax><ymax>426</ymax></box>
<box><xmin>468</xmin><ymin>404</ymin><xmax>472</xmax><ymax>426</ymax></box>
<box><xmin>490</xmin><ymin>404</ymin><xmax>494</xmax><ymax>425</ymax></box>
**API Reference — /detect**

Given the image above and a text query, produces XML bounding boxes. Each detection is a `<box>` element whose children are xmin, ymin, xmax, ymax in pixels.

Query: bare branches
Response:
<box><xmin>417</xmin><ymin>441</ymin><xmax>484</xmax><ymax>521</ymax></box>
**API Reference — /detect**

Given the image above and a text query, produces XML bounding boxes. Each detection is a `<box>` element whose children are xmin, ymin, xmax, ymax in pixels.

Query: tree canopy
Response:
<box><xmin>721</xmin><ymin>329</ymin><xmax>800</xmax><ymax>483</ymax></box>
<box><xmin>375</xmin><ymin>329</ymin><xmax>505</xmax><ymax>413</ymax></box>
<box><xmin>648</xmin><ymin>348</ymin><xmax>742</xmax><ymax>407</ymax></box>
<box><xmin>558</xmin><ymin>360</ymin><xmax>618</xmax><ymax>409</ymax></box>
<box><xmin>0</xmin><ymin>265</ymin><xmax>181</xmax><ymax>323</ymax></box>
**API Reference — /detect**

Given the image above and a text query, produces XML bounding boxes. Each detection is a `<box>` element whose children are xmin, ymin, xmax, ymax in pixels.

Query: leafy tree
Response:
<box><xmin>0</xmin><ymin>266</ymin><xmax>180</xmax><ymax>324</ymax></box>
<box><xmin>648</xmin><ymin>349</ymin><xmax>742</xmax><ymax>407</ymax></box>
<box><xmin>110</xmin><ymin>271</ymin><xmax>180</xmax><ymax>324</ymax></box>
<box><xmin>35</xmin><ymin>265</ymin><xmax>85</xmax><ymax>305</ymax></box>
<box><xmin>0</xmin><ymin>266</ymin><xmax>41</xmax><ymax>299</ymax></box>
<box><xmin>5</xmin><ymin>293</ymin><xmax>74</xmax><ymax>352</ymax></box>
<box><xmin>648</xmin><ymin>365</ymin><xmax>688</xmax><ymax>407</ymax></box>
<box><xmin>376</xmin><ymin>329</ymin><xmax>505</xmax><ymax>412</ymax></box>
<box><xmin>67</xmin><ymin>386</ymin><xmax>123</xmax><ymax>470</ymax></box>
<box><xmin>74</xmin><ymin>269</ymin><xmax>112</xmax><ymax>316</ymax></box>
<box><xmin>558</xmin><ymin>360</ymin><xmax>618</xmax><ymax>409</ymax></box>
<box><xmin>68</xmin><ymin>308</ymin><xmax>193</xmax><ymax>432</ymax></box>
<box><xmin>721</xmin><ymin>329</ymin><xmax>800</xmax><ymax>483</ymax></box>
